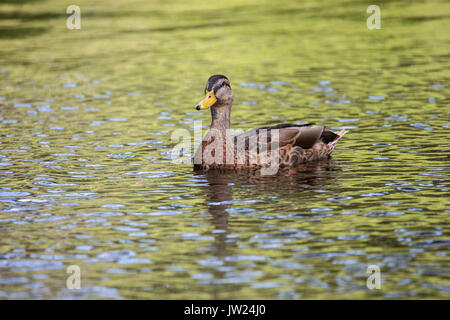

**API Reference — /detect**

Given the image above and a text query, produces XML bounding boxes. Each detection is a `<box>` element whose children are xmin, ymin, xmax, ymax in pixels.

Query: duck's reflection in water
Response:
<box><xmin>195</xmin><ymin>159</ymin><xmax>343</xmax><ymax>257</ymax></box>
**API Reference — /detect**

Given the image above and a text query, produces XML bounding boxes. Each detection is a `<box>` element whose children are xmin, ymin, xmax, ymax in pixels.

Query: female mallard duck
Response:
<box><xmin>194</xmin><ymin>75</ymin><xmax>348</xmax><ymax>173</ymax></box>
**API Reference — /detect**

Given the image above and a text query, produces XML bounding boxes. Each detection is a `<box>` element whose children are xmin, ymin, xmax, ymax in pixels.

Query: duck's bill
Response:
<box><xmin>196</xmin><ymin>90</ymin><xmax>217</xmax><ymax>110</ymax></box>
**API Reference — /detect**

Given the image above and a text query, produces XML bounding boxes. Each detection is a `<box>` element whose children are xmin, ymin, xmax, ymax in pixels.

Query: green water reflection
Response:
<box><xmin>0</xmin><ymin>0</ymin><xmax>449</xmax><ymax>299</ymax></box>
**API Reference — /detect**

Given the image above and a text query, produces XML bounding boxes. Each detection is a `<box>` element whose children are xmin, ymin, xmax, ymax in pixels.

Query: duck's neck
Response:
<box><xmin>210</xmin><ymin>101</ymin><xmax>232</xmax><ymax>133</ymax></box>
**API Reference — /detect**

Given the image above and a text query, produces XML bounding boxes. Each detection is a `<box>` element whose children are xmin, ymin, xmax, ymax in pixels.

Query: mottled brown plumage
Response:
<box><xmin>194</xmin><ymin>75</ymin><xmax>348</xmax><ymax>173</ymax></box>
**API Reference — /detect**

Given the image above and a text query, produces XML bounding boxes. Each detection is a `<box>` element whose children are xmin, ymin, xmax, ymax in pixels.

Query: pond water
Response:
<box><xmin>0</xmin><ymin>0</ymin><xmax>449</xmax><ymax>299</ymax></box>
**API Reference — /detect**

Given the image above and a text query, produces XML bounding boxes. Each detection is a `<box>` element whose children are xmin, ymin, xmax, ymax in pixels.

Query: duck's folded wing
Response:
<box><xmin>234</xmin><ymin>124</ymin><xmax>325</xmax><ymax>149</ymax></box>
<box><xmin>293</xmin><ymin>126</ymin><xmax>325</xmax><ymax>148</ymax></box>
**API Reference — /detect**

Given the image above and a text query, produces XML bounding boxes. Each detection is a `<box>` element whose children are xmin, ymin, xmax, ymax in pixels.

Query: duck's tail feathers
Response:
<box><xmin>329</xmin><ymin>129</ymin><xmax>348</xmax><ymax>148</ymax></box>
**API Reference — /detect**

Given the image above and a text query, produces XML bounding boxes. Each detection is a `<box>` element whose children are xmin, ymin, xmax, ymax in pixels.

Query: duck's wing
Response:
<box><xmin>234</xmin><ymin>123</ymin><xmax>337</xmax><ymax>149</ymax></box>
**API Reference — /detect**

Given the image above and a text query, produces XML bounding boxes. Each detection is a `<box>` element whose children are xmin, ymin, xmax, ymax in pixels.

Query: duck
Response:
<box><xmin>193</xmin><ymin>75</ymin><xmax>348</xmax><ymax>173</ymax></box>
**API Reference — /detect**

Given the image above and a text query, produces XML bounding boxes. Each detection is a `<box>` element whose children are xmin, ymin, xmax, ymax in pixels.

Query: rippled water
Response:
<box><xmin>0</xmin><ymin>0</ymin><xmax>449</xmax><ymax>299</ymax></box>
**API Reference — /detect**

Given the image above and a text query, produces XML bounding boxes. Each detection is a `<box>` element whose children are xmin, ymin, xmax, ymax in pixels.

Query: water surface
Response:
<box><xmin>0</xmin><ymin>0</ymin><xmax>449</xmax><ymax>299</ymax></box>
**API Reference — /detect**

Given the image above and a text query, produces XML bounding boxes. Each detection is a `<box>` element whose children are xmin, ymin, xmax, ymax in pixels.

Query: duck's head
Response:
<box><xmin>195</xmin><ymin>75</ymin><xmax>233</xmax><ymax>111</ymax></box>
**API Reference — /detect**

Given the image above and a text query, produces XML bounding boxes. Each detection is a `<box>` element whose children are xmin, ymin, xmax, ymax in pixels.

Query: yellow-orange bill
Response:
<box><xmin>196</xmin><ymin>90</ymin><xmax>217</xmax><ymax>110</ymax></box>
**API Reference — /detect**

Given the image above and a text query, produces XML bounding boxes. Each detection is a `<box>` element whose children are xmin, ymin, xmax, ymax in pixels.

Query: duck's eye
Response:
<box><xmin>208</xmin><ymin>95</ymin><xmax>211</xmax><ymax>98</ymax></box>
